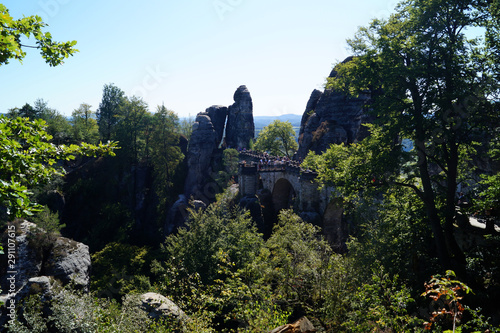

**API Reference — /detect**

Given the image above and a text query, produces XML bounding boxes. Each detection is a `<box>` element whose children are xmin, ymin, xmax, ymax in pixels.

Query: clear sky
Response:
<box><xmin>1</xmin><ymin>0</ymin><xmax>397</xmax><ymax>118</ymax></box>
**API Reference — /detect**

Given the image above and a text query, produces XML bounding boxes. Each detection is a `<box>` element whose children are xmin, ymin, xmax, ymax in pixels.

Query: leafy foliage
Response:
<box><xmin>307</xmin><ymin>0</ymin><xmax>500</xmax><ymax>271</ymax></box>
<box><xmin>0</xmin><ymin>4</ymin><xmax>78</xmax><ymax>66</ymax></box>
<box><xmin>71</xmin><ymin>103</ymin><xmax>100</xmax><ymax>144</ymax></box>
<box><xmin>25</xmin><ymin>206</ymin><xmax>67</xmax><ymax>261</ymax></box>
<box><xmin>343</xmin><ymin>269</ymin><xmax>423</xmax><ymax>332</ymax></box>
<box><xmin>250</xmin><ymin>210</ymin><xmax>332</xmax><ymax>309</ymax></box>
<box><xmin>96</xmin><ymin>84</ymin><xmax>125</xmax><ymax>141</ymax></box>
<box><xmin>149</xmin><ymin>105</ymin><xmax>184</xmax><ymax>218</ymax></box>
<box><xmin>216</xmin><ymin>148</ymin><xmax>240</xmax><ymax>188</ymax></box>
<box><xmin>345</xmin><ymin>186</ymin><xmax>438</xmax><ymax>288</ymax></box>
<box><xmin>91</xmin><ymin>242</ymin><xmax>155</xmax><ymax>299</ymax></box>
<box><xmin>422</xmin><ymin>270</ymin><xmax>472</xmax><ymax>332</ymax></box>
<box><xmin>254</xmin><ymin>119</ymin><xmax>298</xmax><ymax>157</ymax></box>
<box><xmin>0</xmin><ymin>116</ymin><xmax>117</xmax><ymax>218</ymax></box>
<box><xmin>6</xmin><ymin>289</ymin><xmax>199</xmax><ymax>333</ymax></box>
<box><xmin>162</xmin><ymin>196</ymin><xmax>263</xmax><ymax>284</ymax></box>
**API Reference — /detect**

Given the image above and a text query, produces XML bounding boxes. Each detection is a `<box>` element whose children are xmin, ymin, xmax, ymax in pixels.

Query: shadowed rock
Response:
<box><xmin>184</xmin><ymin>113</ymin><xmax>218</xmax><ymax>197</ymax></box>
<box><xmin>297</xmin><ymin>58</ymin><xmax>371</xmax><ymax>160</ymax></box>
<box><xmin>226</xmin><ymin>85</ymin><xmax>255</xmax><ymax>149</ymax></box>
<box><xmin>206</xmin><ymin>105</ymin><xmax>228</xmax><ymax>147</ymax></box>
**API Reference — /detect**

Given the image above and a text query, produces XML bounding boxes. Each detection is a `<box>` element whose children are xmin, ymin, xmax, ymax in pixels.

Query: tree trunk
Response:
<box><xmin>412</xmin><ymin>86</ymin><xmax>452</xmax><ymax>269</ymax></box>
<box><xmin>416</xmin><ymin>139</ymin><xmax>452</xmax><ymax>269</ymax></box>
<box><xmin>443</xmin><ymin>141</ymin><xmax>466</xmax><ymax>275</ymax></box>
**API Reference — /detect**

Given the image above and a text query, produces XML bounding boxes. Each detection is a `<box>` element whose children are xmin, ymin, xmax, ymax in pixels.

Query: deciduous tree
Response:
<box><xmin>0</xmin><ymin>4</ymin><xmax>77</xmax><ymax>66</ymax></box>
<box><xmin>254</xmin><ymin>120</ymin><xmax>298</xmax><ymax>157</ymax></box>
<box><xmin>0</xmin><ymin>116</ymin><xmax>117</xmax><ymax>218</ymax></box>
<box><xmin>305</xmin><ymin>0</ymin><xmax>500</xmax><ymax>271</ymax></box>
<box><xmin>149</xmin><ymin>105</ymin><xmax>184</xmax><ymax>216</ymax></box>
<box><xmin>96</xmin><ymin>84</ymin><xmax>125</xmax><ymax>141</ymax></box>
<box><xmin>71</xmin><ymin>103</ymin><xmax>99</xmax><ymax>144</ymax></box>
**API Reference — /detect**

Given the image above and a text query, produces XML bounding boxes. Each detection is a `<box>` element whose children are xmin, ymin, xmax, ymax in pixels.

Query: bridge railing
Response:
<box><xmin>238</xmin><ymin>151</ymin><xmax>317</xmax><ymax>176</ymax></box>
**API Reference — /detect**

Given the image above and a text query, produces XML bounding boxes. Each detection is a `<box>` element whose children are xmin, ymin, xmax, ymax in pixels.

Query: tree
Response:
<box><xmin>251</xmin><ymin>210</ymin><xmax>332</xmax><ymax>309</ymax></box>
<box><xmin>0</xmin><ymin>4</ymin><xmax>77</xmax><ymax>66</ymax></box>
<box><xmin>33</xmin><ymin>98</ymin><xmax>50</xmax><ymax>118</ymax></box>
<box><xmin>17</xmin><ymin>103</ymin><xmax>38</xmax><ymax>119</ymax></box>
<box><xmin>0</xmin><ymin>116</ymin><xmax>117</xmax><ymax>218</ymax></box>
<box><xmin>162</xmin><ymin>196</ymin><xmax>263</xmax><ymax>284</ymax></box>
<box><xmin>113</xmin><ymin>96</ymin><xmax>149</xmax><ymax>163</ymax></box>
<box><xmin>38</xmin><ymin>104</ymin><xmax>73</xmax><ymax>144</ymax></box>
<box><xmin>7</xmin><ymin>99</ymin><xmax>46</xmax><ymax>120</ymax></box>
<box><xmin>216</xmin><ymin>148</ymin><xmax>239</xmax><ymax>188</ymax></box>
<box><xmin>305</xmin><ymin>0</ymin><xmax>500</xmax><ymax>271</ymax></box>
<box><xmin>96</xmin><ymin>84</ymin><xmax>125</xmax><ymax>141</ymax></box>
<box><xmin>254</xmin><ymin>120</ymin><xmax>298</xmax><ymax>157</ymax></box>
<box><xmin>178</xmin><ymin>115</ymin><xmax>194</xmax><ymax>140</ymax></box>
<box><xmin>71</xmin><ymin>103</ymin><xmax>99</xmax><ymax>144</ymax></box>
<box><xmin>149</xmin><ymin>105</ymin><xmax>184</xmax><ymax>217</ymax></box>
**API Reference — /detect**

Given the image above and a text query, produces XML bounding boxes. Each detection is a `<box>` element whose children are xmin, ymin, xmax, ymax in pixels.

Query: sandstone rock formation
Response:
<box><xmin>184</xmin><ymin>113</ymin><xmax>219</xmax><ymax>198</ymax></box>
<box><xmin>182</xmin><ymin>85</ymin><xmax>254</xmax><ymax>203</ymax></box>
<box><xmin>44</xmin><ymin>236</ymin><xmax>91</xmax><ymax>288</ymax></box>
<box><xmin>297</xmin><ymin>60</ymin><xmax>371</xmax><ymax>160</ymax></box>
<box><xmin>206</xmin><ymin>105</ymin><xmax>228</xmax><ymax>147</ymax></box>
<box><xmin>139</xmin><ymin>292</ymin><xmax>188</xmax><ymax>323</ymax></box>
<box><xmin>226</xmin><ymin>85</ymin><xmax>255</xmax><ymax>149</ymax></box>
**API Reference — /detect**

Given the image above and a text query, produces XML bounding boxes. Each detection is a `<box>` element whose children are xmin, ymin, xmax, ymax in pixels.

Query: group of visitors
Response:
<box><xmin>238</xmin><ymin>150</ymin><xmax>302</xmax><ymax>171</ymax></box>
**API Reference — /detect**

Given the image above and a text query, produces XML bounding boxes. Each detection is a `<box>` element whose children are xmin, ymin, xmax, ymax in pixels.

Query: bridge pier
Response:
<box><xmin>297</xmin><ymin>171</ymin><xmax>320</xmax><ymax>212</ymax></box>
<box><xmin>239</xmin><ymin>164</ymin><xmax>258</xmax><ymax>196</ymax></box>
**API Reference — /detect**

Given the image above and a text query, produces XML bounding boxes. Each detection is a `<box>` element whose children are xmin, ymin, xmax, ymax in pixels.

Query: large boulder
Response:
<box><xmin>0</xmin><ymin>222</ymin><xmax>91</xmax><ymax>294</ymax></box>
<box><xmin>206</xmin><ymin>105</ymin><xmax>228</xmax><ymax>147</ymax></box>
<box><xmin>1</xmin><ymin>222</ymin><xmax>42</xmax><ymax>292</ymax></box>
<box><xmin>226</xmin><ymin>85</ymin><xmax>255</xmax><ymax>149</ymax></box>
<box><xmin>0</xmin><ymin>221</ymin><xmax>91</xmax><ymax>324</ymax></box>
<box><xmin>139</xmin><ymin>292</ymin><xmax>188</xmax><ymax>323</ymax></box>
<box><xmin>269</xmin><ymin>317</ymin><xmax>316</xmax><ymax>333</ymax></box>
<box><xmin>43</xmin><ymin>237</ymin><xmax>91</xmax><ymax>289</ymax></box>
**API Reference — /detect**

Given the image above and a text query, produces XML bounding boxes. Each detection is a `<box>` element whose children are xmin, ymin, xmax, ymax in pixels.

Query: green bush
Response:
<box><xmin>342</xmin><ymin>269</ymin><xmax>424</xmax><ymax>332</ymax></box>
<box><xmin>91</xmin><ymin>242</ymin><xmax>155</xmax><ymax>299</ymax></box>
<box><xmin>162</xmin><ymin>199</ymin><xmax>263</xmax><ymax>285</ymax></box>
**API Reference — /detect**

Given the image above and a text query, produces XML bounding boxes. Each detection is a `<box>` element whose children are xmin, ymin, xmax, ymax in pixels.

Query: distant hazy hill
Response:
<box><xmin>254</xmin><ymin>114</ymin><xmax>302</xmax><ymax>138</ymax></box>
<box><xmin>254</xmin><ymin>114</ymin><xmax>302</xmax><ymax>128</ymax></box>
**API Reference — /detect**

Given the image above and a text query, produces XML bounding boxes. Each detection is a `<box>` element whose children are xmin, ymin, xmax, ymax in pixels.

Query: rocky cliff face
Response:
<box><xmin>297</xmin><ymin>61</ymin><xmax>371</xmax><ymax>160</ymax></box>
<box><xmin>206</xmin><ymin>105</ymin><xmax>228</xmax><ymax>147</ymax></box>
<box><xmin>182</xmin><ymin>85</ymin><xmax>255</xmax><ymax>202</ymax></box>
<box><xmin>225</xmin><ymin>85</ymin><xmax>255</xmax><ymax>150</ymax></box>
<box><xmin>0</xmin><ymin>221</ymin><xmax>91</xmax><ymax>308</ymax></box>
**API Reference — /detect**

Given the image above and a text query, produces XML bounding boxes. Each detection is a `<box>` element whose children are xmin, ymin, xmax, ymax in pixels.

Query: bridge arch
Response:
<box><xmin>272</xmin><ymin>178</ymin><xmax>296</xmax><ymax>213</ymax></box>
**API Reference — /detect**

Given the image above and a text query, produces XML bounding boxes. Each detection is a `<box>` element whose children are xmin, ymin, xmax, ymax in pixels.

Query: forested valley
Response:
<box><xmin>1</xmin><ymin>0</ymin><xmax>500</xmax><ymax>332</ymax></box>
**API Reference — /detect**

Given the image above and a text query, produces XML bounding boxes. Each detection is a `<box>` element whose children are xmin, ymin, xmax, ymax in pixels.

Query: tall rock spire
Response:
<box><xmin>225</xmin><ymin>85</ymin><xmax>255</xmax><ymax>149</ymax></box>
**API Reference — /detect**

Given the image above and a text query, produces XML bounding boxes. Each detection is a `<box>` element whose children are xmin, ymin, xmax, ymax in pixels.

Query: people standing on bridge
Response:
<box><xmin>457</xmin><ymin>192</ymin><xmax>468</xmax><ymax>207</ymax></box>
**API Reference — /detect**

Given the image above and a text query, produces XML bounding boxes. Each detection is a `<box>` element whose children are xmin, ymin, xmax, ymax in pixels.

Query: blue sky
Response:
<box><xmin>1</xmin><ymin>0</ymin><xmax>397</xmax><ymax>118</ymax></box>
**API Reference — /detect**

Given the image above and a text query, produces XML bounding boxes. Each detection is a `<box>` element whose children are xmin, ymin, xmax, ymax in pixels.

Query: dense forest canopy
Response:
<box><xmin>1</xmin><ymin>0</ymin><xmax>500</xmax><ymax>332</ymax></box>
<box><xmin>305</xmin><ymin>0</ymin><xmax>500</xmax><ymax>272</ymax></box>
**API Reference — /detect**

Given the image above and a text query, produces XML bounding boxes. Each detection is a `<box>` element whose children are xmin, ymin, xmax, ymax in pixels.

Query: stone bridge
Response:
<box><xmin>238</xmin><ymin>152</ymin><xmax>346</xmax><ymax>249</ymax></box>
